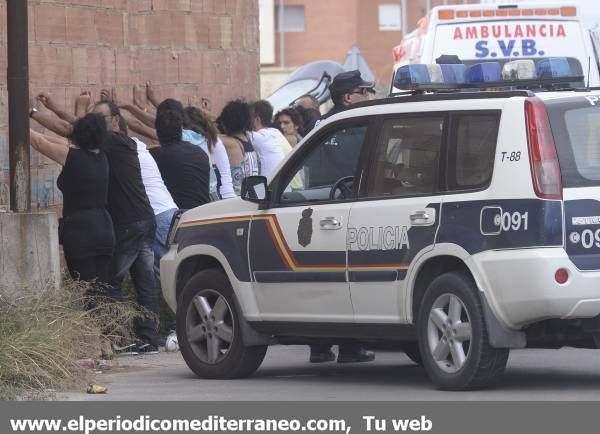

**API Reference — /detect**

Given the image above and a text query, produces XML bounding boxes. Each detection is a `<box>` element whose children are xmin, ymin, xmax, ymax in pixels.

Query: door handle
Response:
<box><xmin>320</xmin><ymin>216</ymin><xmax>342</xmax><ymax>230</ymax></box>
<box><xmin>409</xmin><ymin>209</ymin><xmax>436</xmax><ymax>226</ymax></box>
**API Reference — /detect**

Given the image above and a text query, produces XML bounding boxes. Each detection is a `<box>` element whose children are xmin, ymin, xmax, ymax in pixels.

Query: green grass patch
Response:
<box><xmin>0</xmin><ymin>280</ymin><xmax>140</xmax><ymax>400</ymax></box>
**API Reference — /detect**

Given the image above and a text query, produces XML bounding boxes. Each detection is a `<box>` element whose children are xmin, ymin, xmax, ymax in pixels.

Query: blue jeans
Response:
<box><xmin>152</xmin><ymin>208</ymin><xmax>178</xmax><ymax>278</ymax></box>
<box><xmin>109</xmin><ymin>217</ymin><xmax>159</xmax><ymax>346</ymax></box>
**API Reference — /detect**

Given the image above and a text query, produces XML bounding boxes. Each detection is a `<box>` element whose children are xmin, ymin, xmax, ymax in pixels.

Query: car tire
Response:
<box><xmin>417</xmin><ymin>272</ymin><xmax>509</xmax><ymax>390</ymax></box>
<box><xmin>176</xmin><ymin>269</ymin><xmax>267</xmax><ymax>379</ymax></box>
<box><xmin>402</xmin><ymin>341</ymin><xmax>422</xmax><ymax>366</ymax></box>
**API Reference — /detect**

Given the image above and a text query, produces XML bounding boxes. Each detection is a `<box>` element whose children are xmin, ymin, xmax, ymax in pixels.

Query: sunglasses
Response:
<box><xmin>349</xmin><ymin>88</ymin><xmax>370</xmax><ymax>96</ymax></box>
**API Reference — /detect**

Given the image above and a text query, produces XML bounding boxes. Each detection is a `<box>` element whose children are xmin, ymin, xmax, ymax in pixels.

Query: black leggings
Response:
<box><xmin>65</xmin><ymin>255</ymin><xmax>111</xmax><ymax>284</ymax></box>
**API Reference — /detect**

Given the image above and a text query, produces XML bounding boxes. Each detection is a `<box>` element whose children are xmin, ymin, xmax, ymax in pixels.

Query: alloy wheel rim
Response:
<box><xmin>427</xmin><ymin>293</ymin><xmax>472</xmax><ymax>373</ymax></box>
<box><xmin>186</xmin><ymin>289</ymin><xmax>234</xmax><ymax>364</ymax></box>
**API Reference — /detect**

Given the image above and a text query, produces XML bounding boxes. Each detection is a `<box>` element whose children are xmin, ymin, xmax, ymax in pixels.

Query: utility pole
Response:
<box><xmin>278</xmin><ymin>0</ymin><xmax>285</xmax><ymax>68</ymax></box>
<box><xmin>401</xmin><ymin>0</ymin><xmax>408</xmax><ymax>35</ymax></box>
<box><xmin>7</xmin><ymin>0</ymin><xmax>30</xmax><ymax>212</ymax></box>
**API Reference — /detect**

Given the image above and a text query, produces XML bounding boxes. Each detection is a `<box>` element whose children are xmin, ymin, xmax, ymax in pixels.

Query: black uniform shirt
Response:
<box><xmin>103</xmin><ymin>132</ymin><xmax>154</xmax><ymax>226</ymax></box>
<box><xmin>150</xmin><ymin>140</ymin><xmax>210</xmax><ymax>209</ymax></box>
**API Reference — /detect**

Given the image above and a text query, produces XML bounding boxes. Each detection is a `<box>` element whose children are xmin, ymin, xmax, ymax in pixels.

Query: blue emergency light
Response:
<box><xmin>440</xmin><ymin>64</ymin><xmax>466</xmax><ymax>84</ymax></box>
<box><xmin>392</xmin><ymin>57</ymin><xmax>580</xmax><ymax>92</ymax></box>
<box><xmin>536</xmin><ymin>58</ymin><xmax>571</xmax><ymax>79</ymax></box>
<box><xmin>394</xmin><ymin>64</ymin><xmax>431</xmax><ymax>87</ymax></box>
<box><xmin>465</xmin><ymin>62</ymin><xmax>502</xmax><ymax>83</ymax></box>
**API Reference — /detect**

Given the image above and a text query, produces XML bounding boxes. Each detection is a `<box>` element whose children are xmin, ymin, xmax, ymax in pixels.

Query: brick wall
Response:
<box><xmin>266</xmin><ymin>0</ymin><xmax>477</xmax><ymax>88</ymax></box>
<box><xmin>0</xmin><ymin>0</ymin><xmax>260</xmax><ymax>211</ymax></box>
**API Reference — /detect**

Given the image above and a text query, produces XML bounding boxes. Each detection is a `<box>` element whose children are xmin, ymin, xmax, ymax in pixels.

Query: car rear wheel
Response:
<box><xmin>176</xmin><ymin>269</ymin><xmax>267</xmax><ymax>379</ymax></box>
<box><xmin>417</xmin><ymin>272</ymin><xmax>508</xmax><ymax>390</ymax></box>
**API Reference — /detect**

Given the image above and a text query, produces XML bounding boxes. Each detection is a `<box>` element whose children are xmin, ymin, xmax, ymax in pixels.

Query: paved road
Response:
<box><xmin>59</xmin><ymin>346</ymin><xmax>600</xmax><ymax>401</ymax></box>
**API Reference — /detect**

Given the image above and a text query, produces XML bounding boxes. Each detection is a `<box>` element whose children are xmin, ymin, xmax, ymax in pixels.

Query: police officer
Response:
<box><xmin>309</xmin><ymin>69</ymin><xmax>376</xmax><ymax>364</ymax></box>
<box><xmin>321</xmin><ymin>70</ymin><xmax>375</xmax><ymax>120</ymax></box>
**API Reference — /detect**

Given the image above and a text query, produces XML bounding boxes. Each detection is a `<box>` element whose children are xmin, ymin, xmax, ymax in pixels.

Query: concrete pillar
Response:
<box><xmin>0</xmin><ymin>212</ymin><xmax>60</xmax><ymax>294</ymax></box>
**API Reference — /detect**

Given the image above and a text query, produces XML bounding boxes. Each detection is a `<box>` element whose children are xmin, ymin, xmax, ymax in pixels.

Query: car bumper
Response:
<box><xmin>160</xmin><ymin>245</ymin><xmax>179</xmax><ymax>312</ymax></box>
<box><xmin>469</xmin><ymin>248</ymin><xmax>600</xmax><ymax>329</ymax></box>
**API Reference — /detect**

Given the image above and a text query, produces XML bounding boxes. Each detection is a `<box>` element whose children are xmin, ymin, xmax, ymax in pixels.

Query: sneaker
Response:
<box><xmin>337</xmin><ymin>347</ymin><xmax>375</xmax><ymax>364</ymax></box>
<box><xmin>165</xmin><ymin>332</ymin><xmax>179</xmax><ymax>352</ymax></box>
<box><xmin>112</xmin><ymin>343</ymin><xmax>139</xmax><ymax>357</ymax></box>
<box><xmin>137</xmin><ymin>343</ymin><xmax>159</xmax><ymax>355</ymax></box>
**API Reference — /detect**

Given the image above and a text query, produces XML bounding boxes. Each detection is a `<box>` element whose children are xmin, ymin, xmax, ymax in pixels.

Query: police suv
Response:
<box><xmin>161</xmin><ymin>58</ymin><xmax>600</xmax><ymax>390</ymax></box>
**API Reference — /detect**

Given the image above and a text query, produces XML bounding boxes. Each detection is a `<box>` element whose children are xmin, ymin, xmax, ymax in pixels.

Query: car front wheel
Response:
<box><xmin>176</xmin><ymin>269</ymin><xmax>267</xmax><ymax>379</ymax></box>
<box><xmin>417</xmin><ymin>272</ymin><xmax>508</xmax><ymax>390</ymax></box>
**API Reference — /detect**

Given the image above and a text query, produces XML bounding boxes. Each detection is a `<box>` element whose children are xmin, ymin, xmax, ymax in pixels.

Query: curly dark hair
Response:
<box><xmin>275</xmin><ymin>107</ymin><xmax>304</xmax><ymax>131</ymax></box>
<box><xmin>155</xmin><ymin>109</ymin><xmax>183</xmax><ymax>144</ymax></box>
<box><xmin>69</xmin><ymin>113</ymin><xmax>108</xmax><ymax>151</ymax></box>
<box><xmin>183</xmin><ymin>106</ymin><xmax>218</xmax><ymax>152</ymax></box>
<box><xmin>216</xmin><ymin>99</ymin><xmax>252</xmax><ymax>135</ymax></box>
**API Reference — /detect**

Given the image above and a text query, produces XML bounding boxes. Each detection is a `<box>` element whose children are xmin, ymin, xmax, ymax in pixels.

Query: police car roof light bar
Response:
<box><xmin>392</xmin><ymin>76</ymin><xmax>584</xmax><ymax>93</ymax></box>
<box><xmin>390</xmin><ymin>57</ymin><xmax>584</xmax><ymax>96</ymax></box>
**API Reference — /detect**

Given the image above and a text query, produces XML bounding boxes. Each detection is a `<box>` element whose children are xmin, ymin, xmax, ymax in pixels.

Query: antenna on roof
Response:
<box><xmin>587</xmin><ymin>56</ymin><xmax>591</xmax><ymax>89</ymax></box>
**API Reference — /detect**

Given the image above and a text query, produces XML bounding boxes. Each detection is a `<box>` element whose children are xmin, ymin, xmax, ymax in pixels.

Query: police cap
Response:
<box><xmin>329</xmin><ymin>70</ymin><xmax>375</xmax><ymax>96</ymax></box>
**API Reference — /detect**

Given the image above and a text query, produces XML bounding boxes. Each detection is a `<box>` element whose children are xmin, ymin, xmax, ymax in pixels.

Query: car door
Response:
<box><xmin>249</xmin><ymin>120</ymin><xmax>370</xmax><ymax>322</ymax></box>
<box><xmin>347</xmin><ymin>114</ymin><xmax>446</xmax><ymax>323</ymax></box>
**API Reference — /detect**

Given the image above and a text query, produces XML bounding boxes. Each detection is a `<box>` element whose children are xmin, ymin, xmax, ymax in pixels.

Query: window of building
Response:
<box><xmin>275</xmin><ymin>5</ymin><xmax>305</xmax><ymax>32</ymax></box>
<box><xmin>365</xmin><ymin>116</ymin><xmax>444</xmax><ymax>198</ymax></box>
<box><xmin>378</xmin><ymin>4</ymin><xmax>402</xmax><ymax>31</ymax></box>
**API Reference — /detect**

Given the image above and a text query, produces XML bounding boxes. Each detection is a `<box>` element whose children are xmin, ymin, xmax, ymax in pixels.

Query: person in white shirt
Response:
<box><xmin>217</xmin><ymin>100</ymin><xmax>261</xmax><ymax>196</ymax></box>
<box><xmin>132</xmin><ymin>136</ymin><xmax>178</xmax><ymax>277</ymax></box>
<box><xmin>249</xmin><ymin>100</ymin><xmax>286</xmax><ymax>179</ymax></box>
<box><xmin>182</xmin><ymin>106</ymin><xmax>235</xmax><ymax>200</ymax></box>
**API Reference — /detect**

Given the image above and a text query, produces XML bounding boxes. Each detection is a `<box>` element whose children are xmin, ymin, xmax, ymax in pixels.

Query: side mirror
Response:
<box><xmin>241</xmin><ymin>176</ymin><xmax>271</xmax><ymax>204</ymax></box>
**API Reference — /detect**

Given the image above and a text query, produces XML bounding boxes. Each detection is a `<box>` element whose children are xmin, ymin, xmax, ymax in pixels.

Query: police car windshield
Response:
<box><xmin>546</xmin><ymin>96</ymin><xmax>600</xmax><ymax>188</ymax></box>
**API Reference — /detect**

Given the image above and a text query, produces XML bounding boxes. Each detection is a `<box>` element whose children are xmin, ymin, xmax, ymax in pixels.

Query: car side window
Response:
<box><xmin>365</xmin><ymin>116</ymin><xmax>444</xmax><ymax>198</ymax></box>
<box><xmin>448</xmin><ymin>113</ymin><xmax>499</xmax><ymax>191</ymax></box>
<box><xmin>280</xmin><ymin>125</ymin><xmax>368</xmax><ymax>204</ymax></box>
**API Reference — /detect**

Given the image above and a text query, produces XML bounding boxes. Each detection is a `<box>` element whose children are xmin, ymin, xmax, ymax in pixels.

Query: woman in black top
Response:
<box><xmin>30</xmin><ymin>113</ymin><xmax>115</xmax><ymax>285</ymax></box>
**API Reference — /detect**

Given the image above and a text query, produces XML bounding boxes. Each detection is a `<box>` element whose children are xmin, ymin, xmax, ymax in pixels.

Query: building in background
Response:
<box><xmin>0</xmin><ymin>0</ymin><xmax>260</xmax><ymax>211</ymax></box>
<box><xmin>259</xmin><ymin>0</ymin><xmax>476</xmax><ymax>97</ymax></box>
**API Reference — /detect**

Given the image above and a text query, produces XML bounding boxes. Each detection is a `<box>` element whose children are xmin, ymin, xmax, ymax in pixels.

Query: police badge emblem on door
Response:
<box><xmin>297</xmin><ymin>208</ymin><xmax>313</xmax><ymax>247</ymax></box>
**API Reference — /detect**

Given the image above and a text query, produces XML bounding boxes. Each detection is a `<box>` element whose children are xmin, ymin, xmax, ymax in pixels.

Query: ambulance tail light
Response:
<box><xmin>438</xmin><ymin>9</ymin><xmax>454</xmax><ymax>20</ymax></box>
<box><xmin>525</xmin><ymin>98</ymin><xmax>562</xmax><ymax>200</ymax></box>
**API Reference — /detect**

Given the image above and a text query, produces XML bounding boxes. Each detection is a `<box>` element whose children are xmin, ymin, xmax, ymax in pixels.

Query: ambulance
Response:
<box><xmin>393</xmin><ymin>3</ymin><xmax>600</xmax><ymax>86</ymax></box>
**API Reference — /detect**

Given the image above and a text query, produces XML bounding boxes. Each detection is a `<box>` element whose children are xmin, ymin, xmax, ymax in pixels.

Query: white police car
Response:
<box><xmin>161</xmin><ymin>57</ymin><xmax>600</xmax><ymax>390</ymax></box>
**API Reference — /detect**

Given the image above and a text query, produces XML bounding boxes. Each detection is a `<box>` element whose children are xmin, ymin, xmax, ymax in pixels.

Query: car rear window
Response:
<box><xmin>448</xmin><ymin>113</ymin><xmax>499</xmax><ymax>191</ymax></box>
<box><xmin>546</xmin><ymin>97</ymin><xmax>600</xmax><ymax>188</ymax></box>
